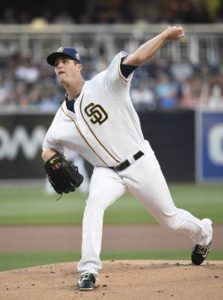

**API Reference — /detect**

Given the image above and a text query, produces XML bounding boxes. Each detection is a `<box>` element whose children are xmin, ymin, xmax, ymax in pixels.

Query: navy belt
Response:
<box><xmin>110</xmin><ymin>151</ymin><xmax>144</xmax><ymax>172</ymax></box>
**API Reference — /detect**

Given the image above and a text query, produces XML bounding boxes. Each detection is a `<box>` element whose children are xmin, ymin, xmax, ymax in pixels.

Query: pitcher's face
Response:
<box><xmin>54</xmin><ymin>56</ymin><xmax>82</xmax><ymax>84</ymax></box>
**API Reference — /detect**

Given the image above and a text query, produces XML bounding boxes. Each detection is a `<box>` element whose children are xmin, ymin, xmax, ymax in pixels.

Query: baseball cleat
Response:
<box><xmin>77</xmin><ymin>272</ymin><xmax>96</xmax><ymax>290</ymax></box>
<box><xmin>191</xmin><ymin>241</ymin><xmax>212</xmax><ymax>265</ymax></box>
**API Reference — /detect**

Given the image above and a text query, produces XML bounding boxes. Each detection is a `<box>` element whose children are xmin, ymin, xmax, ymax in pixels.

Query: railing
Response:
<box><xmin>0</xmin><ymin>24</ymin><xmax>222</xmax><ymax>65</ymax></box>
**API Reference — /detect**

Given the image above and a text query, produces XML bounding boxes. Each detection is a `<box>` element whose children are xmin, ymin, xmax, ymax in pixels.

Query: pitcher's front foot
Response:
<box><xmin>77</xmin><ymin>272</ymin><xmax>96</xmax><ymax>290</ymax></box>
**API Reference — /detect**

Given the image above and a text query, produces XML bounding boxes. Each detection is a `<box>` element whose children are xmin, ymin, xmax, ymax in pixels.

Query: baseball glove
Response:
<box><xmin>44</xmin><ymin>152</ymin><xmax>84</xmax><ymax>196</ymax></box>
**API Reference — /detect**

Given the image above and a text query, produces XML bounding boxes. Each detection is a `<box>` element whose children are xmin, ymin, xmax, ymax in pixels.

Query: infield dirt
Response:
<box><xmin>0</xmin><ymin>260</ymin><xmax>223</xmax><ymax>300</ymax></box>
<box><xmin>0</xmin><ymin>224</ymin><xmax>222</xmax><ymax>300</ymax></box>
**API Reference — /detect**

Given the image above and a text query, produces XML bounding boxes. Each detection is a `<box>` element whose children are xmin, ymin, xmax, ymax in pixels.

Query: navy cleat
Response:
<box><xmin>77</xmin><ymin>272</ymin><xmax>96</xmax><ymax>290</ymax></box>
<box><xmin>191</xmin><ymin>241</ymin><xmax>212</xmax><ymax>265</ymax></box>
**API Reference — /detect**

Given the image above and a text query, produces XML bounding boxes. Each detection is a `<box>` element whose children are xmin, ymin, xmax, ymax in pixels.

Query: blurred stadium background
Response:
<box><xmin>0</xmin><ymin>0</ymin><xmax>222</xmax><ymax>270</ymax></box>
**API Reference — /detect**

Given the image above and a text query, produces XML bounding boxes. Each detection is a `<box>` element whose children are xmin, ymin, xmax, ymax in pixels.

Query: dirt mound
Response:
<box><xmin>0</xmin><ymin>260</ymin><xmax>223</xmax><ymax>300</ymax></box>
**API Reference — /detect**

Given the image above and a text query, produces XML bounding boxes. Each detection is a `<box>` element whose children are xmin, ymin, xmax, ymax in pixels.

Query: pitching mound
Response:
<box><xmin>0</xmin><ymin>260</ymin><xmax>223</xmax><ymax>300</ymax></box>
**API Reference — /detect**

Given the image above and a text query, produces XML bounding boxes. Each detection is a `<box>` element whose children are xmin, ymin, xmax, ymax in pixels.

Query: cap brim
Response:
<box><xmin>46</xmin><ymin>52</ymin><xmax>75</xmax><ymax>66</ymax></box>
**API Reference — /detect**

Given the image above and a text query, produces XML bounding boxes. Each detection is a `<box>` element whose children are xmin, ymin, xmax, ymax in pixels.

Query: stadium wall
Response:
<box><xmin>0</xmin><ymin>110</ymin><xmax>195</xmax><ymax>182</ymax></box>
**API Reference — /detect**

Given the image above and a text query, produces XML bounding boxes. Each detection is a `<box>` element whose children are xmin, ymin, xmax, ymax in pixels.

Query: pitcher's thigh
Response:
<box><xmin>88</xmin><ymin>167</ymin><xmax>126</xmax><ymax>209</ymax></box>
<box><xmin>126</xmin><ymin>160</ymin><xmax>177</xmax><ymax>222</ymax></box>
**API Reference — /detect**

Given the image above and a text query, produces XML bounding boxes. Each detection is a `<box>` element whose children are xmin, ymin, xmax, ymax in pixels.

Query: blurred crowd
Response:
<box><xmin>0</xmin><ymin>0</ymin><xmax>223</xmax><ymax>25</ymax></box>
<box><xmin>0</xmin><ymin>53</ymin><xmax>63</xmax><ymax>111</ymax></box>
<box><xmin>131</xmin><ymin>58</ymin><xmax>223</xmax><ymax>111</ymax></box>
<box><xmin>0</xmin><ymin>51</ymin><xmax>222</xmax><ymax>111</ymax></box>
<box><xmin>0</xmin><ymin>1</ymin><xmax>222</xmax><ymax>111</ymax></box>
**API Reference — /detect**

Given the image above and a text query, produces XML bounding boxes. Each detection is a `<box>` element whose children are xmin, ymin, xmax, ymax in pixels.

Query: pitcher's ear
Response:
<box><xmin>76</xmin><ymin>63</ymin><xmax>83</xmax><ymax>71</ymax></box>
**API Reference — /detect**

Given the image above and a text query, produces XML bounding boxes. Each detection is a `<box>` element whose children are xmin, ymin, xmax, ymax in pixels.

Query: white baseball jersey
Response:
<box><xmin>43</xmin><ymin>51</ymin><xmax>153</xmax><ymax>167</ymax></box>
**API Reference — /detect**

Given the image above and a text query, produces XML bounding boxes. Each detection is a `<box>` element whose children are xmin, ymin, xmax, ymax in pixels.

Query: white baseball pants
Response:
<box><xmin>77</xmin><ymin>149</ymin><xmax>212</xmax><ymax>275</ymax></box>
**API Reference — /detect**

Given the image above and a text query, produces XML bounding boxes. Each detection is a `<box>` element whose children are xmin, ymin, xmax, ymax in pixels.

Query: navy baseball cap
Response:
<box><xmin>47</xmin><ymin>47</ymin><xmax>81</xmax><ymax>66</ymax></box>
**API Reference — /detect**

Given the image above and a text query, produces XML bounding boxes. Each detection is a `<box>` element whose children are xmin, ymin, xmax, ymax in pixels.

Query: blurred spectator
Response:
<box><xmin>52</xmin><ymin>10</ymin><xmax>75</xmax><ymax>24</ymax></box>
<box><xmin>30</xmin><ymin>17</ymin><xmax>49</xmax><ymax>28</ymax></box>
<box><xmin>179</xmin><ymin>77</ymin><xmax>201</xmax><ymax>109</ymax></box>
<box><xmin>0</xmin><ymin>73</ymin><xmax>13</xmax><ymax>104</ymax></box>
<box><xmin>207</xmin><ymin>84</ymin><xmax>223</xmax><ymax>109</ymax></box>
<box><xmin>14</xmin><ymin>56</ymin><xmax>39</xmax><ymax>83</ymax></box>
<box><xmin>170</xmin><ymin>60</ymin><xmax>194</xmax><ymax>83</ymax></box>
<box><xmin>131</xmin><ymin>80</ymin><xmax>156</xmax><ymax>111</ymax></box>
<box><xmin>155</xmin><ymin>72</ymin><xmax>178</xmax><ymax>109</ymax></box>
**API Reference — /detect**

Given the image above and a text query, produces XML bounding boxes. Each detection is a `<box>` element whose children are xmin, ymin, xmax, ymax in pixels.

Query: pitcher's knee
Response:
<box><xmin>160</xmin><ymin>208</ymin><xmax>192</xmax><ymax>232</ymax></box>
<box><xmin>159</xmin><ymin>211</ymin><xmax>182</xmax><ymax>232</ymax></box>
<box><xmin>165</xmin><ymin>220</ymin><xmax>179</xmax><ymax>231</ymax></box>
<box><xmin>86</xmin><ymin>192</ymin><xmax>115</xmax><ymax>211</ymax></box>
<box><xmin>85</xmin><ymin>195</ymin><xmax>107</xmax><ymax>212</ymax></box>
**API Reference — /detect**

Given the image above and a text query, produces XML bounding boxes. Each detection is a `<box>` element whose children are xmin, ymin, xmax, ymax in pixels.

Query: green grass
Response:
<box><xmin>0</xmin><ymin>184</ymin><xmax>223</xmax><ymax>225</ymax></box>
<box><xmin>0</xmin><ymin>183</ymin><xmax>222</xmax><ymax>225</ymax></box>
<box><xmin>0</xmin><ymin>249</ymin><xmax>222</xmax><ymax>272</ymax></box>
<box><xmin>0</xmin><ymin>183</ymin><xmax>222</xmax><ymax>272</ymax></box>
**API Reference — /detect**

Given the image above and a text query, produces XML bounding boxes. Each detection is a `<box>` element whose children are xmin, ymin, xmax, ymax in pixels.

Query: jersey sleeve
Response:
<box><xmin>103</xmin><ymin>51</ymin><xmax>134</xmax><ymax>99</ymax></box>
<box><xmin>42</xmin><ymin>126</ymin><xmax>64</xmax><ymax>155</ymax></box>
<box><xmin>42</xmin><ymin>110</ymin><xmax>64</xmax><ymax>155</ymax></box>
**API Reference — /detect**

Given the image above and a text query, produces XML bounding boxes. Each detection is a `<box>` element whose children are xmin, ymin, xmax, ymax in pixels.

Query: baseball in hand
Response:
<box><xmin>165</xmin><ymin>25</ymin><xmax>185</xmax><ymax>40</ymax></box>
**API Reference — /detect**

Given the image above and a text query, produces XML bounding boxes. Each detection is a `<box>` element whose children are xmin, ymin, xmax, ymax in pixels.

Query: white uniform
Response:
<box><xmin>43</xmin><ymin>51</ymin><xmax>212</xmax><ymax>275</ymax></box>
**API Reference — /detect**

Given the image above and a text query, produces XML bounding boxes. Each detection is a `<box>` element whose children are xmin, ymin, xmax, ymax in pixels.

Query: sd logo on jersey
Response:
<box><xmin>84</xmin><ymin>103</ymin><xmax>108</xmax><ymax>125</ymax></box>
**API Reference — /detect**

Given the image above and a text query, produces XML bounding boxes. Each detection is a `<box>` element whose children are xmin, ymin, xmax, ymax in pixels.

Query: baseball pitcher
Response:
<box><xmin>42</xmin><ymin>25</ymin><xmax>213</xmax><ymax>290</ymax></box>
